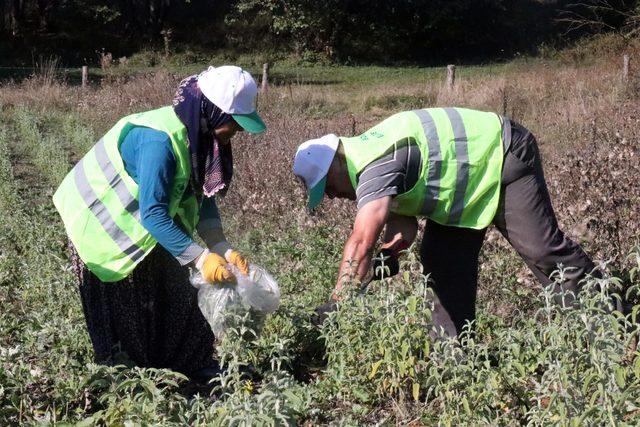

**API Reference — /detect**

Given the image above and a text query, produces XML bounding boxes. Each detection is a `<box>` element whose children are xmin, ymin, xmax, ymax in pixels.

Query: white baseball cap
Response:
<box><xmin>197</xmin><ymin>65</ymin><xmax>266</xmax><ymax>134</ymax></box>
<box><xmin>293</xmin><ymin>134</ymin><xmax>340</xmax><ymax>209</ymax></box>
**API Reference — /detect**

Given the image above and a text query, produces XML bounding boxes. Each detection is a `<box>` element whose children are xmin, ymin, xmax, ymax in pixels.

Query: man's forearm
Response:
<box><xmin>332</xmin><ymin>236</ymin><xmax>374</xmax><ymax>299</ymax></box>
<box><xmin>382</xmin><ymin>214</ymin><xmax>418</xmax><ymax>254</ymax></box>
<box><xmin>380</xmin><ymin>235</ymin><xmax>410</xmax><ymax>254</ymax></box>
<box><xmin>330</xmin><ymin>196</ymin><xmax>392</xmax><ymax>300</ymax></box>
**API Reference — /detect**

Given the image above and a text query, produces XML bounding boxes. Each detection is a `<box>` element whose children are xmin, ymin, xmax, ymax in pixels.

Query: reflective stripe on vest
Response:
<box><xmin>73</xmin><ymin>146</ymin><xmax>145</xmax><ymax>264</ymax></box>
<box><xmin>94</xmin><ymin>139</ymin><xmax>140</xmax><ymax>220</ymax></box>
<box><xmin>341</xmin><ymin>108</ymin><xmax>504</xmax><ymax>229</ymax></box>
<box><xmin>412</xmin><ymin>109</ymin><xmax>441</xmax><ymax>216</ymax></box>
<box><xmin>443</xmin><ymin>108</ymin><xmax>468</xmax><ymax>225</ymax></box>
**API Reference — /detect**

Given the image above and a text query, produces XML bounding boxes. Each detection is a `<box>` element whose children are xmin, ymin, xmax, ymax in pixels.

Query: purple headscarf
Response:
<box><xmin>173</xmin><ymin>75</ymin><xmax>234</xmax><ymax>197</ymax></box>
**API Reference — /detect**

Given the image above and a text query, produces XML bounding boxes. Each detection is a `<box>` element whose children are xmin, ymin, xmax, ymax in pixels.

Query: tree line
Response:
<box><xmin>1</xmin><ymin>0</ymin><xmax>638</xmax><ymax>66</ymax></box>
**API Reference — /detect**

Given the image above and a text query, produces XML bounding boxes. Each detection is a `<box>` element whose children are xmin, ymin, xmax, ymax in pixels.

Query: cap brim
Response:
<box><xmin>308</xmin><ymin>176</ymin><xmax>327</xmax><ymax>210</ymax></box>
<box><xmin>232</xmin><ymin>111</ymin><xmax>266</xmax><ymax>134</ymax></box>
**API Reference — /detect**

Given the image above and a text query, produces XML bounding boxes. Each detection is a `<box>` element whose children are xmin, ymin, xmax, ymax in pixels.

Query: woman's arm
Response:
<box><xmin>125</xmin><ymin>128</ymin><xmax>205</xmax><ymax>265</ymax></box>
<box><xmin>196</xmin><ymin>196</ymin><xmax>231</xmax><ymax>256</ymax></box>
<box><xmin>196</xmin><ymin>196</ymin><xmax>249</xmax><ymax>274</ymax></box>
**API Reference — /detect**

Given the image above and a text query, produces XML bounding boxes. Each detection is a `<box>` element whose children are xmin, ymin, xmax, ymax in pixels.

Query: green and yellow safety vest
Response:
<box><xmin>341</xmin><ymin>108</ymin><xmax>505</xmax><ymax>229</ymax></box>
<box><xmin>53</xmin><ymin>106</ymin><xmax>199</xmax><ymax>282</ymax></box>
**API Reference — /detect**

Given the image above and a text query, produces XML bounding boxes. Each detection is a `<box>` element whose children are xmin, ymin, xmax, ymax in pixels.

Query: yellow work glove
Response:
<box><xmin>226</xmin><ymin>249</ymin><xmax>249</xmax><ymax>276</ymax></box>
<box><xmin>197</xmin><ymin>250</ymin><xmax>235</xmax><ymax>284</ymax></box>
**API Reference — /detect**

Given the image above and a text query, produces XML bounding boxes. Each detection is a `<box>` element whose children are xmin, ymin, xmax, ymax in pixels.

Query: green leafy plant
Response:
<box><xmin>1</xmin><ymin>58</ymin><xmax>639</xmax><ymax>425</ymax></box>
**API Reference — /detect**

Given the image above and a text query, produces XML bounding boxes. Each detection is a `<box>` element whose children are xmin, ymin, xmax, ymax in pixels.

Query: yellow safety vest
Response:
<box><xmin>53</xmin><ymin>106</ymin><xmax>199</xmax><ymax>282</ymax></box>
<box><xmin>341</xmin><ymin>108</ymin><xmax>505</xmax><ymax>229</ymax></box>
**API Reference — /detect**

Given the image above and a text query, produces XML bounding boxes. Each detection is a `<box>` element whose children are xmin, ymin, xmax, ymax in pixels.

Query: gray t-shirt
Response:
<box><xmin>355</xmin><ymin>137</ymin><xmax>423</xmax><ymax>209</ymax></box>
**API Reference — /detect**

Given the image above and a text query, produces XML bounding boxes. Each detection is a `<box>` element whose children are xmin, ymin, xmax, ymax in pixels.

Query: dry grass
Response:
<box><xmin>1</xmin><ymin>48</ymin><xmax>638</xmax><ymax>263</ymax></box>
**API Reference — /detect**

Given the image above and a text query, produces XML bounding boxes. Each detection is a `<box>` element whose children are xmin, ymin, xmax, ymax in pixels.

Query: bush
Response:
<box><xmin>315</xmin><ymin>259</ymin><xmax>640</xmax><ymax>424</ymax></box>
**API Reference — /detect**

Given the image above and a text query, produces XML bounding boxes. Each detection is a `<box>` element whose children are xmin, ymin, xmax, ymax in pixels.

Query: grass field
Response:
<box><xmin>1</xmin><ymin>41</ymin><xmax>640</xmax><ymax>424</ymax></box>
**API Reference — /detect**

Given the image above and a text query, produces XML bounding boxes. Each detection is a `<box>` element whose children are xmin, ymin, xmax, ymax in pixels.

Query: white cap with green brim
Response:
<box><xmin>198</xmin><ymin>65</ymin><xmax>266</xmax><ymax>134</ymax></box>
<box><xmin>293</xmin><ymin>134</ymin><xmax>340</xmax><ymax>210</ymax></box>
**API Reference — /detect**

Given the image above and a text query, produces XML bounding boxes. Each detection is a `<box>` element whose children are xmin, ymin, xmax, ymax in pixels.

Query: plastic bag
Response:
<box><xmin>233</xmin><ymin>264</ymin><xmax>280</xmax><ymax>313</ymax></box>
<box><xmin>190</xmin><ymin>264</ymin><xmax>280</xmax><ymax>338</ymax></box>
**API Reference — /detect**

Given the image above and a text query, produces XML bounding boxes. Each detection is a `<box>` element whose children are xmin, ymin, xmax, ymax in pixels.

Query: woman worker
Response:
<box><xmin>52</xmin><ymin>66</ymin><xmax>266</xmax><ymax>381</ymax></box>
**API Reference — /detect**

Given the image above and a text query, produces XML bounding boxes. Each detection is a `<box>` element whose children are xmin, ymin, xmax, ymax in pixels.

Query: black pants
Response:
<box><xmin>421</xmin><ymin>121</ymin><xmax>597</xmax><ymax>334</ymax></box>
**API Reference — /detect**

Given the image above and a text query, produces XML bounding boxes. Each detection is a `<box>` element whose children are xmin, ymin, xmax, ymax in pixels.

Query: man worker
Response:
<box><xmin>293</xmin><ymin>107</ymin><xmax>601</xmax><ymax>335</ymax></box>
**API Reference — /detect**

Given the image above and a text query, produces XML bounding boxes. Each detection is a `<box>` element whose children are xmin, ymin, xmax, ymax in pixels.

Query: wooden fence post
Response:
<box><xmin>446</xmin><ymin>64</ymin><xmax>456</xmax><ymax>90</ymax></box>
<box><xmin>501</xmin><ymin>86</ymin><xmax>508</xmax><ymax>116</ymax></box>
<box><xmin>623</xmin><ymin>54</ymin><xmax>630</xmax><ymax>83</ymax></box>
<box><xmin>261</xmin><ymin>63</ymin><xmax>269</xmax><ymax>92</ymax></box>
<box><xmin>81</xmin><ymin>66</ymin><xmax>88</xmax><ymax>88</ymax></box>
<box><xmin>161</xmin><ymin>28</ymin><xmax>172</xmax><ymax>58</ymax></box>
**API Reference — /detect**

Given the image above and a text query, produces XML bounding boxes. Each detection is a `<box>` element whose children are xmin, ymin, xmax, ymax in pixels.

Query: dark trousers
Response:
<box><xmin>421</xmin><ymin>121</ymin><xmax>597</xmax><ymax>334</ymax></box>
<box><xmin>70</xmin><ymin>243</ymin><xmax>215</xmax><ymax>375</ymax></box>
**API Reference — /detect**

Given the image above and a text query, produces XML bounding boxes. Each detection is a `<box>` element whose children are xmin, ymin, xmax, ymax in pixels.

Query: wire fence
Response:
<box><xmin>0</xmin><ymin>65</ymin><xmax>88</xmax><ymax>81</ymax></box>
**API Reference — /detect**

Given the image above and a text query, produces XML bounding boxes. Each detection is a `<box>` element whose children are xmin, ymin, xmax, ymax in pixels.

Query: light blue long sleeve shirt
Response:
<box><xmin>119</xmin><ymin>127</ymin><xmax>222</xmax><ymax>264</ymax></box>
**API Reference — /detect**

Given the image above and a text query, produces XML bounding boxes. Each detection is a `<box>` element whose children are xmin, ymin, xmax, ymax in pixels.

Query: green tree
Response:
<box><xmin>225</xmin><ymin>0</ymin><xmax>346</xmax><ymax>56</ymax></box>
<box><xmin>225</xmin><ymin>0</ymin><xmax>565</xmax><ymax>62</ymax></box>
